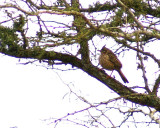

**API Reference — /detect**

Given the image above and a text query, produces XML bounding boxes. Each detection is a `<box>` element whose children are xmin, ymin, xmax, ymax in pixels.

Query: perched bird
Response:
<box><xmin>99</xmin><ymin>46</ymin><xmax>129</xmax><ymax>83</ymax></box>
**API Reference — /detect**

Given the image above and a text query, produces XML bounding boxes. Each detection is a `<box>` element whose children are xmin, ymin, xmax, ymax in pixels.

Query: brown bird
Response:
<box><xmin>99</xmin><ymin>46</ymin><xmax>129</xmax><ymax>83</ymax></box>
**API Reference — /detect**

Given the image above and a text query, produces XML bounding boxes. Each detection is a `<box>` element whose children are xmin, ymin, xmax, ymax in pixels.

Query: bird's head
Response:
<box><xmin>100</xmin><ymin>46</ymin><xmax>109</xmax><ymax>54</ymax></box>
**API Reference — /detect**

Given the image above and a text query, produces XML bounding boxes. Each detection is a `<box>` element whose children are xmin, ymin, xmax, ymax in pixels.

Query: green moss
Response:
<box><xmin>0</xmin><ymin>25</ymin><xmax>18</xmax><ymax>47</ymax></box>
<box><xmin>13</xmin><ymin>14</ymin><xmax>25</xmax><ymax>32</ymax></box>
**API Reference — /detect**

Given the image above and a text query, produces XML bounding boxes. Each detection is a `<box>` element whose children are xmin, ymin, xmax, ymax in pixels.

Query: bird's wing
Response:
<box><xmin>108</xmin><ymin>52</ymin><xmax>122</xmax><ymax>69</ymax></box>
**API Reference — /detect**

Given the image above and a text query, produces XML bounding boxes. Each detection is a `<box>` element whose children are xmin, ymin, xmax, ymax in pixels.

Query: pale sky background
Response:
<box><xmin>0</xmin><ymin>0</ymin><xmax>160</xmax><ymax>128</ymax></box>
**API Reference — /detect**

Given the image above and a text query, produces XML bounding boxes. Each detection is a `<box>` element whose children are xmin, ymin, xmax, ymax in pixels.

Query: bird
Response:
<box><xmin>99</xmin><ymin>46</ymin><xmax>129</xmax><ymax>83</ymax></box>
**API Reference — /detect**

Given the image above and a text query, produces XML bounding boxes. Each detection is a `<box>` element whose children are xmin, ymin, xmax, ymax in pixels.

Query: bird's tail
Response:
<box><xmin>118</xmin><ymin>70</ymin><xmax>129</xmax><ymax>83</ymax></box>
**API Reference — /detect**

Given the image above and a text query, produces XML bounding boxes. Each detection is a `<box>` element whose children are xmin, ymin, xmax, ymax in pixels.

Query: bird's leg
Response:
<box><xmin>106</xmin><ymin>70</ymin><xmax>115</xmax><ymax>79</ymax></box>
<box><xmin>105</xmin><ymin>70</ymin><xmax>113</xmax><ymax>79</ymax></box>
<box><xmin>110</xmin><ymin>70</ymin><xmax>114</xmax><ymax>76</ymax></box>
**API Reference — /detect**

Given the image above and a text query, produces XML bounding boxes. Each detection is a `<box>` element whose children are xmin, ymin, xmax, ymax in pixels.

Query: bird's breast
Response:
<box><xmin>99</xmin><ymin>54</ymin><xmax>115</xmax><ymax>70</ymax></box>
